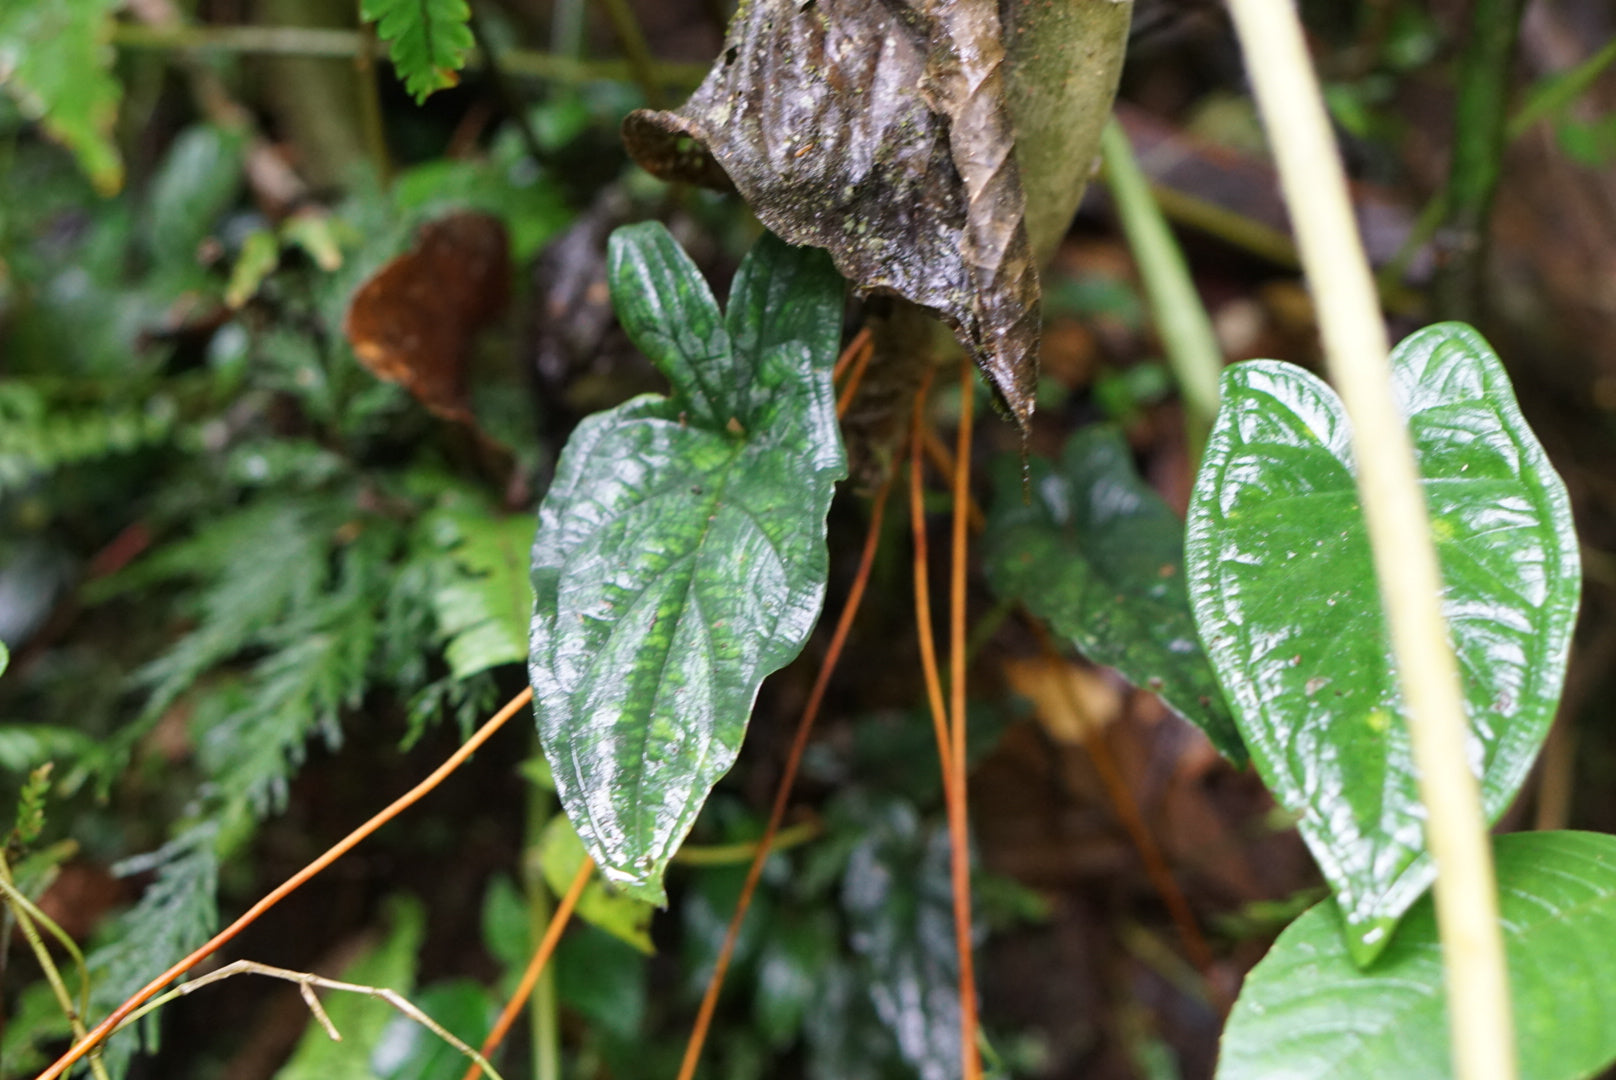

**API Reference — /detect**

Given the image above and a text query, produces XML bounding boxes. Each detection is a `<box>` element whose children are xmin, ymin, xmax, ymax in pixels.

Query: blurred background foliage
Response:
<box><xmin>1</xmin><ymin>1</ymin><xmax>1615</xmax><ymax>1078</ymax></box>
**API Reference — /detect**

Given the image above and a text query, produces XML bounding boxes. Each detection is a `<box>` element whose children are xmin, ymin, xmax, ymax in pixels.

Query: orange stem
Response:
<box><xmin>675</xmin><ymin>452</ymin><xmax>901</xmax><ymax>1080</ymax></box>
<box><xmin>832</xmin><ymin>325</ymin><xmax>873</xmax><ymax>383</ymax></box>
<box><xmin>459</xmin><ymin>855</ymin><xmax>594</xmax><ymax>1080</ymax></box>
<box><xmin>920</xmin><ymin>424</ymin><xmax>986</xmax><ymax>532</ymax></box>
<box><xmin>835</xmin><ymin>333</ymin><xmax>877</xmax><ymax>418</ymax></box>
<box><xmin>909</xmin><ymin>370</ymin><xmax>952</xmax><ymax>778</ymax></box>
<box><xmin>37</xmin><ymin>687</ymin><xmax>534</xmax><ymax>1080</ymax></box>
<box><xmin>947</xmin><ymin>354</ymin><xmax>982</xmax><ymax>1080</ymax></box>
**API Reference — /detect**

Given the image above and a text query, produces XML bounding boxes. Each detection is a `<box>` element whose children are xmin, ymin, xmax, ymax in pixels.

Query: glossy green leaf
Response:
<box><xmin>842</xmin><ymin>800</ymin><xmax>961</xmax><ymax>1080</ymax></box>
<box><xmin>359</xmin><ymin>0</ymin><xmax>473</xmax><ymax>104</ymax></box>
<box><xmin>0</xmin><ymin>0</ymin><xmax>124</xmax><ymax>193</ymax></box>
<box><xmin>1186</xmin><ymin>323</ymin><xmax>1580</xmax><ymax>963</ymax></box>
<box><xmin>1219</xmin><ymin>831</ymin><xmax>1616</xmax><ymax>1080</ymax></box>
<box><xmin>983</xmin><ymin>425</ymin><xmax>1243</xmax><ymax>761</ymax></box>
<box><xmin>529</xmin><ymin>223</ymin><xmax>845</xmax><ymax>903</ymax></box>
<box><xmin>536</xmin><ymin>814</ymin><xmax>654</xmax><ymax>954</ymax></box>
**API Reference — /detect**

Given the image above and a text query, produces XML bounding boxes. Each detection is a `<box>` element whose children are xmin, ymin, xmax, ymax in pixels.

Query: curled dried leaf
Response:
<box><xmin>623</xmin><ymin>0</ymin><xmax>1041</xmax><ymax>428</ymax></box>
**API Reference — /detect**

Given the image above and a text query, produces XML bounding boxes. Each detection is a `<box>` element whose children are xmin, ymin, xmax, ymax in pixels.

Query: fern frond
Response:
<box><xmin>193</xmin><ymin>526</ymin><xmax>393</xmax><ymax>818</ymax></box>
<box><xmin>131</xmin><ymin>496</ymin><xmax>349</xmax><ymax>724</ymax></box>
<box><xmin>87</xmin><ymin>824</ymin><xmax>220</xmax><ymax>1078</ymax></box>
<box><xmin>360</xmin><ymin>0</ymin><xmax>474</xmax><ymax>104</ymax></box>
<box><xmin>0</xmin><ymin>381</ymin><xmax>178</xmax><ymax>498</ymax></box>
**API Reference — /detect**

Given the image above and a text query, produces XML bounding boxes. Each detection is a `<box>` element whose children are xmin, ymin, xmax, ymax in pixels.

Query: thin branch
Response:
<box><xmin>107</xmin><ymin>23</ymin><xmax>710</xmax><ymax>88</ymax></box>
<box><xmin>675</xmin><ymin>447</ymin><xmax>903</xmax><ymax>1080</ymax></box>
<box><xmin>1433</xmin><ymin>0</ymin><xmax>1530</xmax><ymax>321</ymax></box>
<box><xmin>946</xmin><ymin>354</ymin><xmax>982</xmax><ymax>1080</ymax></box>
<box><xmin>909</xmin><ymin>368</ymin><xmax>952</xmax><ymax>781</ymax></box>
<box><xmin>597</xmin><ymin>0</ymin><xmax>666</xmax><ymax>109</ymax></box>
<box><xmin>113</xmin><ymin>960</ymin><xmax>503</xmax><ymax>1080</ymax></box>
<box><xmin>1100</xmin><ymin>119</ymin><xmax>1223</xmax><ymax>460</ymax></box>
<box><xmin>1224</xmin><ymin>3</ymin><xmax>1514</xmax><ymax>1078</ymax></box>
<box><xmin>37</xmin><ymin>687</ymin><xmax>533</xmax><ymax>1080</ymax></box>
<box><xmin>461</xmin><ymin>856</ymin><xmax>593</xmax><ymax>1080</ymax></box>
<box><xmin>466</xmin><ymin>5</ymin><xmax>544</xmax><ymax>162</ymax></box>
<box><xmin>0</xmin><ymin>861</ymin><xmax>109</xmax><ymax>1080</ymax></box>
<box><xmin>671</xmin><ymin>821</ymin><xmax>822</xmax><ymax>866</ymax></box>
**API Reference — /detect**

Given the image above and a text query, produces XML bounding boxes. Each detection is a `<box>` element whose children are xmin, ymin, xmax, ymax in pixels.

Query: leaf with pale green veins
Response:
<box><xmin>1186</xmin><ymin>323</ymin><xmax>1580</xmax><ymax>964</ymax></box>
<box><xmin>0</xmin><ymin>0</ymin><xmax>124</xmax><ymax>193</ymax></box>
<box><xmin>528</xmin><ymin>222</ymin><xmax>846</xmax><ymax>903</ymax></box>
<box><xmin>1219</xmin><ymin>831</ymin><xmax>1616</xmax><ymax>1080</ymax></box>
<box><xmin>360</xmin><ymin>0</ymin><xmax>474</xmax><ymax>104</ymax></box>
<box><xmin>983</xmin><ymin>425</ymin><xmax>1243</xmax><ymax>761</ymax></box>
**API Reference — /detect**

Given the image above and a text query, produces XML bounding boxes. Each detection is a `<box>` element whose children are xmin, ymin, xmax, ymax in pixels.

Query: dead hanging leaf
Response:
<box><xmin>622</xmin><ymin>0</ymin><xmax>1042</xmax><ymax>429</ymax></box>
<box><xmin>342</xmin><ymin>211</ymin><xmax>510</xmax><ymax>423</ymax></box>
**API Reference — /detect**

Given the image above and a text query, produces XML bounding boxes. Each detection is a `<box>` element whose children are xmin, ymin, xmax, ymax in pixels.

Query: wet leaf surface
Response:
<box><xmin>984</xmin><ymin>425</ymin><xmax>1243</xmax><ymax>761</ymax></box>
<box><xmin>1219</xmin><ymin>831</ymin><xmax>1616</xmax><ymax>1080</ymax></box>
<box><xmin>1186</xmin><ymin>324</ymin><xmax>1581</xmax><ymax>963</ymax></box>
<box><xmin>622</xmin><ymin>0</ymin><xmax>1041</xmax><ymax>428</ymax></box>
<box><xmin>842</xmin><ymin>799</ymin><xmax>962</xmax><ymax>1080</ymax></box>
<box><xmin>528</xmin><ymin>223</ymin><xmax>846</xmax><ymax>902</ymax></box>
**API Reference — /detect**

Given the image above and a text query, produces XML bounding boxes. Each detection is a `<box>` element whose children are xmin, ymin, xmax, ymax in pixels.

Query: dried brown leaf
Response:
<box><xmin>342</xmin><ymin>211</ymin><xmax>510</xmax><ymax>423</ymax></box>
<box><xmin>622</xmin><ymin>0</ymin><xmax>1042</xmax><ymax>428</ymax></box>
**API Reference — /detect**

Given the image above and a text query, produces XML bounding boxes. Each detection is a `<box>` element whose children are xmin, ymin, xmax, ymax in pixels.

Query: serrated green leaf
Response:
<box><xmin>528</xmin><ymin>223</ymin><xmax>845</xmax><ymax>903</ymax></box>
<box><xmin>1219</xmin><ymin>831</ymin><xmax>1616</xmax><ymax>1080</ymax></box>
<box><xmin>983</xmin><ymin>425</ymin><xmax>1243</xmax><ymax>761</ymax></box>
<box><xmin>427</xmin><ymin>508</ymin><xmax>534</xmax><ymax>679</ymax></box>
<box><xmin>0</xmin><ymin>0</ymin><xmax>124</xmax><ymax>193</ymax></box>
<box><xmin>360</xmin><ymin>0</ymin><xmax>474</xmax><ymax>104</ymax></box>
<box><xmin>537</xmin><ymin>814</ymin><xmax>655</xmax><ymax>954</ymax></box>
<box><xmin>277</xmin><ymin>895</ymin><xmax>425</xmax><ymax>1080</ymax></box>
<box><xmin>1186</xmin><ymin>323</ymin><xmax>1580</xmax><ymax>964</ymax></box>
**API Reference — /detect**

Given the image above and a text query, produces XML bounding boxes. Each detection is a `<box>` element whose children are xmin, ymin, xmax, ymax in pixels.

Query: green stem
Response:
<box><xmin>1508</xmin><ymin>36</ymin><xmax>1616</xmax><ymax>140</ymax></box>
<box><xmin>1432</xmin><ymin>0</ymin><xmax>1529</xmax><ymax>321</ymax></box>
<box><xmin>108</xmin><ymin>23</ymin><xmax>709</xmax><ymax>89</ymax></box>
<box><xmin>598</xmin><ymin>0</ymin><xmax>666</xmax><ymax>109</ymax></box>
<box><xmin>353</xmin><ymin>13</ymin><xmax>392</xmax><ymax>184</ymax></box>
<box><xmin>523</xmin><ymin>756</ymin><xmax>560</xmax><ymax>1080</ymax></box>
<box><xmin>467</xmin><ymin>5</ymin><xmax>544</xmax><ymax>162</ymax></box>
<box><xmin>1381</xmin><ymin>35</ymin><xmax>1616</xmax><ymax>296</ymax></box>
<box><xmin>1224</xmin><ymin>3</ymin><xmax>1514</xmax><ymax>1079</ymax></box>
<box><xmin>671</xmin><ymin>821</ymin><xmax>821</xmax><ymax>866</ymax></box>
<box><xmin>0</xmin><ymin>855</ymin><xmax>108</xmax><ymax>1080</ymax></box>
<box><xmin>1100</xmin><ymin>120</ymin><xmax>1223</xmax><ymax>460</ymax></box>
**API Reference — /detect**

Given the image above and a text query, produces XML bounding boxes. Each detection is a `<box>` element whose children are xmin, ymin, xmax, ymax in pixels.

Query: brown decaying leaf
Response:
<box><xmin>622</xmin><ymin>0</ymin><xmax>1042</xmax><ymax>429</ymax></box>
<box><xmin>342</xmin><ymin>211</ymin><xmax>511</xmax><ymax>423</ymax></box>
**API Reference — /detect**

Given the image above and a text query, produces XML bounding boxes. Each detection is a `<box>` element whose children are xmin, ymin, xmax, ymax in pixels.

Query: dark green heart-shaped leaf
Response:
<box><xmin>1186</xmin><ymin>323</ymin><xmax>1580</xmax><ymax>964</ymax></box>
<box><xmin>1219</xmin><ymin>831</ymin><xmax>1616</xmax><ymax>1080</ymax></box>
<box><xmin>983</xmin><ymin>425</ymin><xmax>1243</xmax><ymax>761</ymax></box>
<box><xmin>529</xmin><ymin>222</ymin><xmax>846</xmax><ymax>903</ymax></box>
